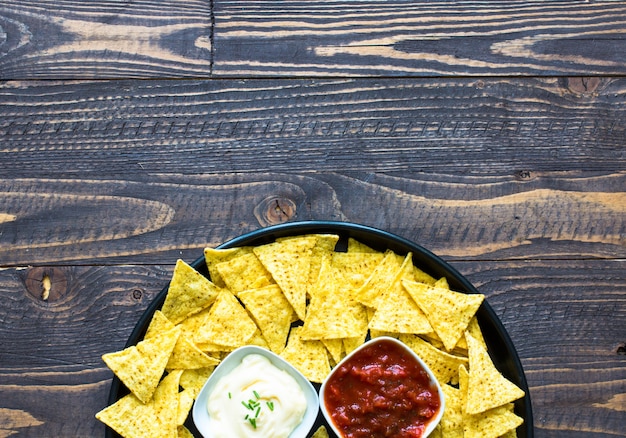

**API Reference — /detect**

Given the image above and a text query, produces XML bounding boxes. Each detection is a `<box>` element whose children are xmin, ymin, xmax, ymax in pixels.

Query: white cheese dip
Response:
<box><xmin>207</xmin><ymin>353</ymin><xmax>307</xmax><ymax>438</ymax></box>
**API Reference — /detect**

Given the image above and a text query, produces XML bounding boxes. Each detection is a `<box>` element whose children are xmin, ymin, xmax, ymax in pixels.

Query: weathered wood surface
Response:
<box><xmin>1</xmin><ymin>77</ymin><xmax>625</xmax><ymax>177</ymax></box>
<box><xmin>1</xmin><ymin>0</ymin><xmax>625</xmax><ymax>437</ymax></box>
<box><xmin>1</xmin><ymin>1</ymin><xmax>626</xmax><ymax>79</ymax></box>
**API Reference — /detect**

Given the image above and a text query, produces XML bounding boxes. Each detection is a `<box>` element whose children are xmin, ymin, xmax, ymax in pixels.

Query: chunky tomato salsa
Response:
<box><xmin>323</xmin><ymin>339</ymin><xmax>441</xmax><ymax>438</ymax></box>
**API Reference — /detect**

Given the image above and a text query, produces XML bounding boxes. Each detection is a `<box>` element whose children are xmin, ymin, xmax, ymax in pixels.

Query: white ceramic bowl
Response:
<box><xmin>192</xmin><ymin>345</ymin><xmax>319</xmax><ymax>438</ymax></box>
<box><xmin>319</xmin><ymin>336</ymin><xmax>445</xmax><ymax>438</ymax></box>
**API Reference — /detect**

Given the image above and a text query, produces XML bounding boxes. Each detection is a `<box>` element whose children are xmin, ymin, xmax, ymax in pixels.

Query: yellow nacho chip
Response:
<box><xmin>403</xmin><ymin>280</ymin><xmax>484</xmax><ymax>351</ymax></box>
<box><xmin>331</xmin><ymin>251</ymin><xmax>385</xmax><ymax>293</ymax></box>
<box><xmin>398</xmin><ymin>333</ymin><xmax>468</xmax><ymax>385</ymax></box>
<box><xmin>368</xmin><ymin>254</ymin><xmax>433</xmax><ymax>335</ymax></box>
<box><xmin>177</xmin><ymin>387</ymin><xmax>195</xmax><ymax>426</ymax></box>
<box><xmin>215</xmin><ymin>252</ymin><xmax>274</xmax><ymax>294</ymax></box>
<box><xmin>96</xmin><ymin>370</ymin><xmax>182</xmax><ymax>438</ymax></box>
<box><xmin>166</xmin><ymin>335</ymin><xmax>220</xmax><ymax>370</ymax></box>
<box><xmin>322</xmin><ymin>338</ymin><xmax>344</xmax><ymax>364</ymax></box>
<box><xmin>179</xmin><ymin>367</ymin><xmax>215</xmax><ymax>396</ymax></box>
<box><xmin>177</xmin><ymin>426</ymin><xmax>194</xmax><ymax>438</ymax></box>
<box><xmin>152</xmin><ymin>370</ymin><xmax>183</xmax><ymax>434</ymax></box>
<box><xmin>102</xmin><ymin>327</ymin><xmax>180</xmax><ymax>403</ymax></box>
<box><xmin>455</xmin><ymin>315</ymin><xmax>486</xmax><ymax>352</ymax></box>
<box><xmin>311</xmin><ymin>425</ymin><xmax>330</xmax><ymax>438</ymax></box>
<box><xmin>439</xmin><ymin>383</ymin><xmax>464</xmax><ymax>437</ymax></box>
<box><xmin>144</xmin><ymin>310</ymin><xmax>176</xmax><ymax>340</ymax></box>
<box><xmin>145</xmin><ymin>310</ymin><xmax>219</xmax><ymax>371</ymax></box>
<box><xmin>302</xmin><ymin>255</ymin><xmax>365</xmax><ymax>340</ymax></box>
<box><xmin>204</xmin><ymin>246</ymin><xmax>253</xmax><ymax>288</ymax></box>
<box><xmin>253</xmin><ymin>235</ymin><xmax>318</xmax><ymax>320</ymax></box>
<box><xmin>463</xmin><ymin>403</ymin><xmax>524</xmax><ymax>438</ymax></box>
<box><xmin>465</xmin><ymin>333</ymin><xmax>525</xmax><ymax>415</ymax></box>
<box><xmin>413</xmin><ymin>266</ymin><xmax>438</xmax><ymax>286</ymax></box>
<box><xmin>280</xmin><ymin>327</ymin><xmax>330</xmax><ymax>383</ymax></box>
<box><xmin>355</xmin><ymin>249</ymin><xmax>405</xmax><ymax>308</ymax></box>
<box><xmin>301</xmin><ymin>234</ymin><xmax>340</xmax><ymax>299</ymax></box>
<box><xmin>343</xmin><ymin>335</ymin><xmax>368</xmax><ymax>356</ymax></box>
<box><xmin>347</xmin><ymin>237</ymin><xmax>378</xmax><ymax>253</ymax></box>
<box><xmin>238</xmin><ymin>284</ymin><xmax>293</xmax><ymax>354</ymax></box>
<box><xmin>194</xmin><ymin>289</ymin><xmax>258</xmax><ymax>347</ymax></box>
<box><xmin>161</xmin><ymin>259</ymin><xmax>221</xmax><ymax>324</ymax></box>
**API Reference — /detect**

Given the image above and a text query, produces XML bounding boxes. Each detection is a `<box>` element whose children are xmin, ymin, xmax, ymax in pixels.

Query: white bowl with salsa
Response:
<box><xmin>320</xmin><ymin>336</ymin><xmax>445</xmax><ymax>438</ymax></box>
<box><xmin>192</xmin><ymin>345</ymin><xmax>319</xmax><ymax>438</ymax></box>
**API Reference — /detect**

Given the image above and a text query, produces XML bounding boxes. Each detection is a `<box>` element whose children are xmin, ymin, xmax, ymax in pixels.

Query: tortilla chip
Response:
<box><xmin>177</xmin><ymin>387</ymin><xmax>195</xmax><ymax>426</ymax></box>
<box><xmin>144</xmin><ymin>310</ymin><xmax>176</xmax><ymax>340</ymax></box>
<box><xmin>331</xmin><ymin>252</ymin><xmax>385</xmax><ymax>294</ymax></box>
<box><xmin>253</xmin><ymin>236</ymin><xmax>317</xmax><ymax>320</ymax></box>
<box><xmin>166</xmin><ymin>335</ymin><xmax>220</xmax><ymax>370</ymax></box>
<box><xmin>368</xmin><ymin>254</ymin><xmax>433</xmax><ymax>335</ymax></box>
<box><xmin>177</xmin><ymin>426</ymin><xmax>194</xmax><ymax>438</ymax></box>
<box><xmin>151</xmin><ymin>370</ymin><xmax>183</xmax><ymax>434</ymax></box>
<box><xmin>321</xmin><ymin>338</ymin><xmax>344</xmax><ymax>364</ymax></box>
<box><xmin>398</xmin><ymin>334</ymin><xmax>468</xmax><ymax>385</ymax></box>
<box><xmin>463</xmin><ymin>403</ymin><xmax>524</xmax><ymax>438</ymax></box>
<box><xmin>194</xmin><ymin>289</ymin><xmax>258</xmax><ymax>347</ymax></box>
<box><xmin>102</xmin><ymin>327</ymin><xmax>180</xmax><ymax>403</ymax></box>
<box><xmin>413</xmin><ymin>266</ymin><xmax>438</xmax><ymax>286</ymax></box>
<box><xmin>96</xmin><ymin>392</ymin><xmax>163</xmax><ymax>438</ymax></box>
<box><xmin>161</xmin><ymin>259</ymin><xmax>220</xmax><ymax>324</ymax></box>
<box><xmin>179</xmin><ymin>367</ymin><xmax>215</xmax><ymax>396</ymax></box>
<box><xmin>215</xmin><ymin>252</ymin><xmax>274</xmax><ymax>294</ymax></box>
<box><xmin>355</xmin><ymin>250</ymin><xmax>406</xmax><ymax>308</ymax></box>
<box><xmin>455</xmin><ymin>316</ymin><xmax>486</xmax><ymax>352</ymax></box>
<box><xmin>439</xmin><ymin>383</ymin><xmax>464</xmax><ymax>437</ymax></box>
<box><xmin>238</xmin><ymin>284</ymin><xmax>294</xmax><ymax>354</ymax></box>
<box><xmin>244</xmin><ymin>328</ymin><xmax>270</xmax><ymax>349</ymax></box>
<box><xmin>347</xmin><ymin>238</ymin><xmax>378</xmax><ymax>253</ymax></box>
<box><xmin>435</xmin><ymin>276</ymin><xmax>449</xmax><ymax>289</ymax></box>
<box><xmin>303</xmin><ymin>234</ymin><xmax>340</xmax><ymax>298</ymax></box>
<box><xmin>96</xmin><ymin>369</ymin><xmax>181</xmax><ymax>438</ymax></box>
<box><xmin>465</xmin><ymin>333</ymin><xmax>525</xmax><ymax>415</ymax></box>
<box><xmin>403</xmin><ymin>280</ymin><xmax>484</xmax><ymax>351</ymax></box>
<box><xmin>280</xmin><ymin>327</ymin><xmax>330</xmax><ymax>383</ymax></box>
<box><xmin>343</xmin><ymin>335</ymin><xmax>368</xmax><ymax>356</ymax></box>
<box><xmin>311</xmin><ymin>425</ymin><xmax>330</xmax><ymax>438</ymax></box>
<box><xmin>302</xmin><ymin>255</ymin><xmax>365</xmax><ymax>340</ymax></box>
<box><xmin>204</xmin><ymin>246</ymin><xmax>253</xmax><ymax>288</ymax></box>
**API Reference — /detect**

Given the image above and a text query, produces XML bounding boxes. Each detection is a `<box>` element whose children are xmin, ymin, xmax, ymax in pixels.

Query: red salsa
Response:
<box><xmin>323</xmin><ymin>339</ymin><xmax>441</xmax><ymax>438</ymax></box>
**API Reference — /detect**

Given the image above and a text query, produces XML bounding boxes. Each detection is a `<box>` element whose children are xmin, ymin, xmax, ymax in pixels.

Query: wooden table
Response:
<box><xmin>1</xmin><ymin>1</ymin><xmax>625</xmax><ymax>436</ymax></box>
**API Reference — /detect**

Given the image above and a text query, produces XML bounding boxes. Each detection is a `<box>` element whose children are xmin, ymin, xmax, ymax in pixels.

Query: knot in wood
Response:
<box><xmin>254</xmin><ymin>196</ymin><xmax>297</xmax><ymax>226</ymax></box>
<box><xmin>24</xmin><ymin>267</ymin><xmax>68</xmax><ymax>302</ymax></box>
<box><xmin>564</xmin><ymin>77</ymin><xmax>602</xmax><ymax>97</ymax></box>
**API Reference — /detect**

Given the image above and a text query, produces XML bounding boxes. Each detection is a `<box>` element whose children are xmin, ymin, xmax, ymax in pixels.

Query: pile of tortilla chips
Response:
<box><xmin>96</xmin><ymin>233</ymin><xmax>525</xmax><ymax>438</ymax></box>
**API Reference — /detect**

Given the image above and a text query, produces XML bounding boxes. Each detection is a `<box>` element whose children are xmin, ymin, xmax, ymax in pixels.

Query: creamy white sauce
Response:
<box><xmin>207</xmin><ymin>353</ymin><xmax>307</xmax><ymax>438</ymax></box>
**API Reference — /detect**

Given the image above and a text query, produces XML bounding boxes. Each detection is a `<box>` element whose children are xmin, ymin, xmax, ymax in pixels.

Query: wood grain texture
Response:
<box><xmin>2</xmin><ymin>1</ymin><xmax>626</xmax><ymax>79</ymax></box>
<box><xmin>0</xmin><ymin>260</ymin><xmax>623</xmax><ymax>436</ymax></box>
<box><xmin>0</xmin><ymin>0</ymin><xmax>213</xmax><ymax>79</ymax></box>
<box><xmin>1</xmin><ymin>77</ymin><xmax>625</xmax><ymax>176</ymax></box>
<box><xmin>0</xmin><ymin>172</ymin><xmax>624</xmax><ymax>266</ymax></box>
<box><xmin>213</xmin><ymin>0</ymin><xmax>626</xmax><ymax>77</ymax></box>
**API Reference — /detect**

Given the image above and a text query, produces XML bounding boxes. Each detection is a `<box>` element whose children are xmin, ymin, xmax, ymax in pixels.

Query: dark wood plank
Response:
<box><xmin>0</xmin><ymin>260</ymin><xmax>623</xmax><ymax>436</ymax></box>
<box><xmin>1</xmin><ymin>78</ymin><xmax>625</xmax><ymax>176</ymax></box>
<box><xmin>213</xmin><ymin>0</ymin><xmax>626</xmax><ymax>77</ymax></box>
<box><xmin>2</xmin><ymin>1</ymin><xmax>626</xmax><ymax>79</ymax></box>
<box><xmin>0</xmin><ymin>171</ymin><xmax>624</xmax><ymax>266</ymax></box>
<box><xmin>0</xmin><ymin>0</ymin><xmax>213</xmax><ymax>80</ymax></box>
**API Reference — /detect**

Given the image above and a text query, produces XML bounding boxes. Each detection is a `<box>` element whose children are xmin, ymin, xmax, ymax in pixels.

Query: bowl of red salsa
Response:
<box><xmin>319</xmin><ymin>336</ymin><xmax>445</xmax><ymax>438</ymax></box>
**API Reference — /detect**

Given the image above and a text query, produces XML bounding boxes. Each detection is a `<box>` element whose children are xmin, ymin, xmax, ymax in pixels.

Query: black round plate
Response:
<box><xmin>106</xmin><ymin>221</ymin><xmax>533</xmax><ymax>437</ymax></box>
